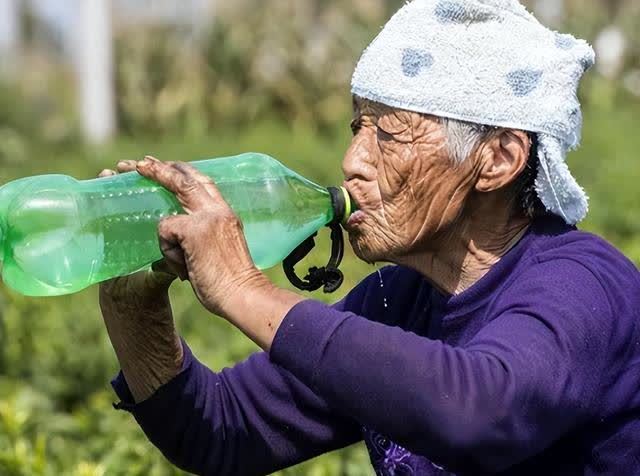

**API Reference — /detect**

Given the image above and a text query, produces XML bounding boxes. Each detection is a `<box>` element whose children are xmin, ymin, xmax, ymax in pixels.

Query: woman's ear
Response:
<box><xmin>475</xmin><ymin>130</ymin><xmax>530</xmax><ymax>193</ymax></box>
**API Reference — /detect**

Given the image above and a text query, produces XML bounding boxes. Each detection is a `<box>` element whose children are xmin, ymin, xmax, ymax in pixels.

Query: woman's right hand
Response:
<box><xmin>98</xmin><ymin>160</ymin><xmax>184</xmax><ymax>403</ymax></box>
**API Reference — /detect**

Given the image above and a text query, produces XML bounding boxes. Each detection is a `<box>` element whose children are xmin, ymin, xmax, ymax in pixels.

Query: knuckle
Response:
<box><xmin>219</xmin><ymin>210</ymin><xmax>242</xmax><ymax>228</ymax></box>
<box><xmin>179</xmin><ymin>175</ymin><xmax>198</xmax><ymax>192</ymax></box>
<box><xmin>175</xmin><ymin>162</ymin><xmax>198</xmax><ymax>176</ymax></box>
<box><xmin>117</xmin><ymin>160</ymin><xmax>136</xmax><ymax>172</ymax></box>
<box><xmin>157</xmin><ymin>216</ymin><xmax>175</xmax><ymax>234</ymax></box>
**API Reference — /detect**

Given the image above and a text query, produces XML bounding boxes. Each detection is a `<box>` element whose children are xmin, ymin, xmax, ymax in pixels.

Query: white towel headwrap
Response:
<box><xmin>351</xmin><ymin>0</ymin><xmax>595</xmax><ymax>224</ymax></box>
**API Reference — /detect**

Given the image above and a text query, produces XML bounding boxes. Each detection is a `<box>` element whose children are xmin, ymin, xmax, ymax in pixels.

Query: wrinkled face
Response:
<box><xmin>342</xmin><ymin>98</ymin><xmax>482</xmax><ymax>263</ymax></box>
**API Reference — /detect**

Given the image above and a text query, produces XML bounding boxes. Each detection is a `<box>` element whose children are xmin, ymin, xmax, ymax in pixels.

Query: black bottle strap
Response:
<box><xmin>282</xmin><ymin>186</ymin><xmax>349</xmax><ymax>294</ymax></box>
<box><xmin>282</xmin><ymin>222</ymin><xmax>345</xmax><ymax>293</ymax></box>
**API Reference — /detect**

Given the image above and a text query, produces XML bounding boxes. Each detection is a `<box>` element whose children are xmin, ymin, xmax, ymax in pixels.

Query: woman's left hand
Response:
<box><xmin>136</xmin><ymin>156</ymin><xmax>268</xmax><ymax>318</ymax></box>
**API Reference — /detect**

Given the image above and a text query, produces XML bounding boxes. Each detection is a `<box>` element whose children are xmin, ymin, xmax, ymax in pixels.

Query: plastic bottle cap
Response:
<box><xmin>328</xmin><ymin>186</ymin><xmax>356</xmax><ymax>226</ymax></box>
<box><xmin>339</xmin><ymin>186</ymin><xmax>352</xmax><ymax>224</ymax></box>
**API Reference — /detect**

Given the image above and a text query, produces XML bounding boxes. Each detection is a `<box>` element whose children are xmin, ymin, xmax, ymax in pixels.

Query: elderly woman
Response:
<box><xmin>100</xmin><ymin>1</ymin><xmax>640</xmax><ymax>475</ymax></box>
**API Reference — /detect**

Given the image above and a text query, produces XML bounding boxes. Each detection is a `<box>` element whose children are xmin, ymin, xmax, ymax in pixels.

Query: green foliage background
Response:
<box><xmin>0</xmin><ymin>1</ymin><xmax>639</xmax><ymax>474</ymax></box>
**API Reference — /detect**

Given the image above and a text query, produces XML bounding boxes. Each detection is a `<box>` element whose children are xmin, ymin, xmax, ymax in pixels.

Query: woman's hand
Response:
<box><xmin>136</xmin><ymin>156</ymin><xmax>268</xmax><ymax>317</ymax></box>
<box><xmin>136</xmin><ymin>156</ymin><xmax>305</xmax><ymax>350</ymax></box>
<box><xmin>98</xmin><ymin>161</ymin><xmax>183</xmax><ymax>403</ymax></box>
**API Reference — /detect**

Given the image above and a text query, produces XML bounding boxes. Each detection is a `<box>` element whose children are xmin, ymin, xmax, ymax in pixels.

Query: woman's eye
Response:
<box><xmin>376</xmin><ymin>126</ymin><xmax>394</xmax><ymax>141</ymax></box>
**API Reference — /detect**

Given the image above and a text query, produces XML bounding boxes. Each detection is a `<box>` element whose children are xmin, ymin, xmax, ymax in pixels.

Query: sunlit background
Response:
<box><xmin>0</xmin><ymin>1</ymin><xmax>638</xmax><ymax>475</ymax></box>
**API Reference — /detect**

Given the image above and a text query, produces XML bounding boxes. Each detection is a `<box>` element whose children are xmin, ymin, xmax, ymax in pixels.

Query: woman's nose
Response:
<box><xmin>342</xmin><ymin>132</ymin><xmax>376</xmax><ymax>182</ymax></box>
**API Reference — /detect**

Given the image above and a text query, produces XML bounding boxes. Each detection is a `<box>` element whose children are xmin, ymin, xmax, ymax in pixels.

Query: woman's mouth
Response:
<box><xmin>346</xmin><ymin>210</ymin><xmax>367</xmax><ymax>227</ymax></box>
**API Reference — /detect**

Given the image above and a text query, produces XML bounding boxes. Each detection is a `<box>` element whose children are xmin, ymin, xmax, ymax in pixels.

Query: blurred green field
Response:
<box><xmin>0</xmin><ymin>94</ymin><xmax>638</xmax><ymax>475</ymax></box>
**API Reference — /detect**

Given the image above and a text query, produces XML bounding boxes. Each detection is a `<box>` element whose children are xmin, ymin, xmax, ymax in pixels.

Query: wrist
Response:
<box><xmin>221</xmin><ymin>274</ymin><xmax>305</xmax><ymax>351</ymax></box>
<box><xmin>215</xmin><ymin>268</ymin><xmax>272</xmax><ymax>318</ymax></box>
<box><xmin>99</xmin><ymin>277</ymin><xmax>183</xmax><ymax>403</ymax></box>
<box><xmin>119</xmin><ymin>329</ymin><xmax>184</xmax><ymax>403</ymax></box>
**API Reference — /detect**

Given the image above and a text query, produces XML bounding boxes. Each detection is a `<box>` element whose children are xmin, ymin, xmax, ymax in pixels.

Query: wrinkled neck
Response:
<box><xmin>400</xmin><ymin>206</ymin><xmax>531</xmax><ymax>296</ymax></box>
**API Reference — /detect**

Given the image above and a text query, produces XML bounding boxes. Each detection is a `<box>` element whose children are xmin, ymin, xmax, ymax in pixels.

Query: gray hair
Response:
<box><xmin>440</xmin><ymin>117</ymin><xmax>547</xmax><ymax>219</ymax></box>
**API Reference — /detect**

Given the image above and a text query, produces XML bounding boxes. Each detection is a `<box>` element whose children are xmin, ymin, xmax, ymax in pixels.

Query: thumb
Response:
<box><xmin>149</xmin><ymin>259</ymin><xmax>178</xmax><ymax>285</ymax></box>
<box><xmin>133</xmin><ymin>266</ymin><xmax>176</xmax><ymax>297</ymax></box>
<box><xmin>157</xmin><ymin>215</ymin><xmax>191</xmax><ymax>281</ymax></box>
<box><xmin>151</xmin><ymin>258</ymin><xmax>177</xmax><ymax>276</ymax></box>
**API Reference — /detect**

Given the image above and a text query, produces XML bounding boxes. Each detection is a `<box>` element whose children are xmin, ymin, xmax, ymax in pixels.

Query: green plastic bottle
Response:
<box><xmin>0</xmin><ymin>153</ymin><xmax>353</xmax><ymax>297</ymax></box>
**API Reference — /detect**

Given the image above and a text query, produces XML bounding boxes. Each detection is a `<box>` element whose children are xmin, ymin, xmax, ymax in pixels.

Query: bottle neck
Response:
<box><xmin>327</xmin><ymin>186</ymin><xmax>356</xmax><ymax>226</ymax></box>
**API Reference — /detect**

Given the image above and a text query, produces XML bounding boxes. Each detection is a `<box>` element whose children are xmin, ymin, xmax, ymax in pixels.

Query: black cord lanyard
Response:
<box><xmin>282</xmin><ymin>187</ymin><xmax>348</xmax><ymax>293</ymax></box>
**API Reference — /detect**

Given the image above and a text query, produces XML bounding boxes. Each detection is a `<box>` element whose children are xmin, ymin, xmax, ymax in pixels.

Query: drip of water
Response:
<box><xmin>376</xmin><ymin>265</ymin><xmax>388</xmax><ymax>309</ymax></box>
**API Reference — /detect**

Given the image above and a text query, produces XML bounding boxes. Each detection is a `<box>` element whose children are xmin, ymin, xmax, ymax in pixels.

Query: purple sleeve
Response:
<box><xmin>270</xmin><ymin>260</ymin><xmax>617</xmax><ymax>473</ymax></box>
<box><xmin>111</xmin><ymin>298</ymin><xmax>367</xmax><ymax>475</ymax></box>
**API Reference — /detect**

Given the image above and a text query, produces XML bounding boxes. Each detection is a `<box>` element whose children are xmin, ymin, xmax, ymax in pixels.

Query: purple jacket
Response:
<box><xmin>113</xmin><ymin>216</ymin><xmax>640</xmax><ymax>475</ymax></box>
